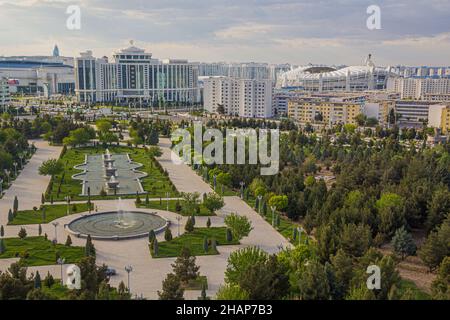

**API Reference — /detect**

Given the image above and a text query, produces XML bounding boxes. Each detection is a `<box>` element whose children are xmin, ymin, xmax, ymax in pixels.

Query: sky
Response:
<box><xmin>0</xmin><ymin>0</ymin><xmax>449</xmax><ymax>66</ymax></box>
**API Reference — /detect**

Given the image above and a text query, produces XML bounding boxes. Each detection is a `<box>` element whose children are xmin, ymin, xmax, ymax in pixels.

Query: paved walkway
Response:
<box><xmin>0</xmin><ymin>140</ymin><xmax>62</xmax><ymax>225</ymax></box>
<box><xmin>0</xmin><ymin>138</ymin><xmax>290</xmax><ymax>299</ymax></box>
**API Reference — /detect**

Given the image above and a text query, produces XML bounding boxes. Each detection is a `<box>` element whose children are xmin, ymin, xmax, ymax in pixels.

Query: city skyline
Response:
<box><xmin>0</xmin><ymin>0</ymin><xmax>449</xmax><ymax>66</ymax></box>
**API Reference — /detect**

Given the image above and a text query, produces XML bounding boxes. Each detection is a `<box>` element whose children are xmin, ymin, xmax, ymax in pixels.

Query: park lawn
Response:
<box><xmin>0</xmin><ymin>237</ymin><xmax>85</xmax><ymax>267</ymax></box>
<box><xmin>151</xmin><ymin>227</ymin><xmax>239</xmax><ymax>258</ymax></box>
<box><xmin>46</xmin><ymin>146</ymin><xmax>178</xmax><ymax>201</ymax></box>
<box><xmin>137</xmin><ymin>199</ymin><xmax>214</xmax><ymax>216</ymax></box>
<box><xmin>9</xmin><ymin>202</ymin><xmax>93</xmax><ymax>225</ymax></box>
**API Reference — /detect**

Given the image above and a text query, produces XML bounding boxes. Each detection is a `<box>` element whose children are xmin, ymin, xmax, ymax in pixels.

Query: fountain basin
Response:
<box><xmin>66</xmin><ymin>211</ymin><xmax>169</xmax><ymax>240</ymax></box>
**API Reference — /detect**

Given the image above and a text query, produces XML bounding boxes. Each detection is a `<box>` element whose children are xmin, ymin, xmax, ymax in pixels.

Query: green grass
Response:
<box><xmin>137</xmin><ymin>199</ymin><xmax>214</xmax><ymax>216</ymax></box>
<box><xmin>46</xmin><ymin>146</ymin><xmax>178</xmax><ymax>201</ymax></box>
<box><xmin>0</xmin><ymin>237</ymin><xmax>85</xmax><ymax>267</ymax></box>
<box><xmin>9</xmin><ymin>202</ymin><xmax>93</xmax><ymax>225</ymax></box>
<box><xmin>396</xmin><ymin>279</ymin><xmax>431</xmax><ymax>300</ymax></box>
<box><xmin>152</xmin><ymin>227</ymin><xmax>239</xmax><ymax>258</ymax></box>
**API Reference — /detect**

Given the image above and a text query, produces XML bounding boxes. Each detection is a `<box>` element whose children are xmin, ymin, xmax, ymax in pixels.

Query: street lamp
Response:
<box><xmin>125</xmin><ymin>265</ymin><xmax>133</xmax><ymax>293</ymax></box>
<box><xmin>257</xmin><ymin>195</ymin><xmax>263</xmax><ymax>214</ymax></box>
<box><xmin>52</xmin><ymin>222</ymin><xmax>59</xmax><ymax>242</ymax></box>
<box><xmin>65</xmin><ymin>196</ymin><xmax>71</xmax><ymax>216</ymax></box>
<box><xmin>176</xmin><ymin>216</ymin><xmax>182</xmax><ymax>236</ymax></box>
<box><xmin>57</xmin><ymin>257</ymin><xmax>65</xmax><ymax>285</ymax></box>
<box><xmin>239</xmin><ymin>181</ymin><xmax>245</xmax><ymax>199</ymax></box>
<box><xmin>270</xmin><ymin>206</ymin><xmax>276</xmax><ymax>227</ymax></box>
<box><xmin>213</xmin><ymin>175</ymin><xmax>217</xmax><ymax>191</ymax></box>
<box><xmin>13</xmin><ymin>162</ymin><xmax>18</xmax><ymax>176</ymax></box>
<box><xmin>4</xmin><ymin>170</ymin><xmax>10</xmax><ymax>185</ymax></box>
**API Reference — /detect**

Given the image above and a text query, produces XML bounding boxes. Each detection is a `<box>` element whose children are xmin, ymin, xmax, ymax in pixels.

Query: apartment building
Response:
<box><xmin>288</xmin><ymin>98</ymin><xmax>362</xmax><ymax>126</ymax></box>
<box><xmin>429</xmin><ymin>104</ymin><xmax>450</xmax><ymax>134</ymax></box>
<box><xmin>203</xmin><ymin>76</ymin><xmax>273</xmax><ymax>118</ymax></box>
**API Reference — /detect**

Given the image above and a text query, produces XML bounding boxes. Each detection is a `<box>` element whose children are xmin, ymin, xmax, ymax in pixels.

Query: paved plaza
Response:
<box><xmin>0</xmin><ymin>139</ymin><xmax>290</xmax><ymax>299</ymax></box>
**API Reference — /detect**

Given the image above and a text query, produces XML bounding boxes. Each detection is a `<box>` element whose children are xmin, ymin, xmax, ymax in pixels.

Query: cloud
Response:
<box><xmin>0</xmin><ymin>0</ymin><xmax>449</xmax><ymax>65</ymax></box>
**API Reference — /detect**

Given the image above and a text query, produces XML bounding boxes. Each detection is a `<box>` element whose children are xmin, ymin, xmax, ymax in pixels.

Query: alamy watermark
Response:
<box><xmin>66</xmin><ymin>5</ymin><xmax>81</xmax><ymax>30</ymax></box>
<box><xmin>367</xmin><ymin>5</ymin><xmax>382</xmax><ymax>30</ymax></box>
<box><xmin>171</xmin><ymin>122</ymin><xmax>280</xmax><ymax>176</ymax></box>
<box><xmin>366</xmin><ymin>265</ymin><xmax>381</xmax><ymax>290</ymax></box>
<box><xmin>65</xmin><ymin>264</ymin><xmax>81</xmax><ymax>290</ymax></box>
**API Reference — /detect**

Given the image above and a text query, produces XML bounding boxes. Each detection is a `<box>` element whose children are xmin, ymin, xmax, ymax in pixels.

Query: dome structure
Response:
<box><xmin>277</xmin><ymin>55</ymin><xmax>393</xmax><ymax>92</ymax></box>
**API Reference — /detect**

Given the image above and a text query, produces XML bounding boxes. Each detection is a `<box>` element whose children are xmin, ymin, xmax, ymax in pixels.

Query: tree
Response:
<box><xmin>298</xmin><ymin>260</ymin><xmax>330</xmax><ymax>300</ymax></box>
<box><xmin>203</xmin><ymin>193</ymin><xmax>225</xmax><ymax>214</ymax></box>
<box><xmin>171</xmin><ymin>247</ymin><xmax>200</xmax><ymax>284</ymax></box>
<box><xmin>34</xmin><ymin>271</ymin><xmax>41</xmax><ymax>289</ymax></box>
<box><xmin>206</xmin><ymin>217</ymin><xmax>211</xmax><ymax>228</ymax></box>
<box><xmin>216</xmin><ymin>284</ymin><xmax>249</xmax><ymax>300</ymax></box>
<box><xmin>203</xmin><ymin>237</ymin><xmax>209</xmax><ymax>253</ymax></box>
<box><xmin>226</xmin><ymin>228</ymin><xmax>233</xmax><ymax>242</ymax></box>
<box><xmin>330</xmin><ymin>249</ymin><xmax>354</xmax><ymax>299</ymax></box>
<box><xmin>419</xmin><ymin>232</ymin><xmax>447</xmax><ymax>272</ymax></box>
<box><xmin>65</xmin><ymin>235</ymin><xmax>73</xmax><ymax>247</ymax></box>
<box><xmin>38</xmin><ymin>224</ymin><xmax>42</xmax><ymax>236</ymax></box>
<box><xmin>238</xmin><ymin>254</ymin><xmax>290</xmax><ymax>300</ymax></box>
<box><xmin>43</xmin><ymin>272</ymin><xmax>55</xmax><ymax>288</ymax></box>
<box><xmin>181</xmin><ymin>192</ymin><xmax>200</xmax><ymax>215</ymax></box>
<box><xmin>7</xmin><ymin>209</ymin><xmax>13</xmax><ymax>223</ymax></box>
<box><xmin>18</xmin><ymin>227</ymin><xmax>27</xmax><ymax>239</ymax></box>
<box><xmin>164</xmin><ymin>227</ymin><xmax>173</xmax><ymax>241</ymax></box>
<box><xmin>184</xmin><ymin>217</ymin><xmax>194</xmax><ymax>233</ymax></box>
<box><xmin>391</xmin><ymin>227</ymin><xmax>417</xmax><ymax>260</ymax></box>
<box><xmin>0</xmin><ymin>238</ymin><xmax>6</xmax><ymax>254</ymax></box>
<box><xmin>96</xmin><ymin>119</ymin><xmax>112</xmax><ymax>133</ymax></box>
<box><xmin>41</xmin><ymin>193</ymin><xmax>45</xmax><ymax>205</ymax></box>
<box><xmin>268</xmin><ymin>195</ymin><xmax>288</xmax><ymax>211</ymax></box>
<box><xmin>147</xmin><ymin>146</ymin><xmax>163</xmax><ymax>158</ymax></box>
<box><xmin>224</xmin><ymin>213</ymin><xmax>253</xmax><ymax>241</ymax></box>
<box><xmin>63</xmin><ymin>127</ymin><xmax>93</xmax><ymax>147</ymax></box>
<box><xmin>426</xmin><ymin>187</ymin><xmax>450</xmax><ymax>232</ymax></box>
<box><xmin>376</xmin><ymin>193</ymin><xmax>405</xmax><ymax>237</ymax></box>
<box><xmin>13</xmin><ymin>196</ymin><xmax>19</xmax><ymax>214</ymax></box>
<box><xmin>431</xmin><ymin>257</ymin><xmax>450</xmax><ymax>300</ymax></box>
<box><xmin>225</xmin><ymin>247</ymin><xmax>268</xmax><ymax>285</ymax></box>
<box><xmin>158</xmin><ymin>273</ymin><xmax>184</xmax><ymax>300</ymax></box>
<box><xmin>340</xmin><ymin>223</ymin><xmax>372</xmax><ymax>257</ymax></box>
<box><xmin>148</xmin><ymin>230</ymin><xmax>156</xmax><ymax>244</ymax></box>
<box><xmin>0</xmin><ymin>225</ymin><xmax>4</xmax><ymax>237</ymax></box>
<box><xmin>85</xmin><ymin>235</ymin><xmax>95</xmax><ymax>257</ymax></box>
<box><xmin>38</xmin><ymin>159</ymin><xmax>63</xmax><ymax>177</ymax></box>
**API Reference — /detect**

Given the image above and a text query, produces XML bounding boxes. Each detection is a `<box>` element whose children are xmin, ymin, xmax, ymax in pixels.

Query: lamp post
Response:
<box><xmin>125</xmin><ymin>265</ymin><xmax>133</xmax><ymax>293</ymax></box>
<box><xmin>176</xmin><ymin>216</ymin><xmax>182</xmax><ymax>236</ymax></box>
<box><xmin>257</xmin><ymin>195</ymin><xmax>263</xmax><ymax>214</ymax></box>
<box><xmin>239</xmin><ymin>181</ymin><xmax>245</xmax><ymax>199</ymax></box>
<box><xmin>57</xmin><ymin>257</ymin><xmax>65</xmax><ymax>285</ymax></box>
<box><xmin>213</xmin><ymin>175</ymin><xmax>217</xmax><ymax>191</ymax></box>
<box><xmin>166</xmin><ymin>192</ymin><xmax>170</xmax><ymax>211</ymax></box>
<box><xmin>0</xmin><ymin>178</ymin><xmax>3</xmax><ymax>196</ymax></box>
<box><xmin>270</xmin><ymin>206</ymin><xmax>276</xmax><ymax>227</ymax></box>
<box><xmin>52</xmin><ymin>222</ymin><xmax>59</xmax><ymax>242</ymax></box>
<box><xmin>13</xmin><ymin>162</ymin><xmax>18</xmax><ymax>177</ymax></box>
<box><xmin>65</xmin><ymin>196</ymin><xmax>71</xmax><ymax>216</ymax></box>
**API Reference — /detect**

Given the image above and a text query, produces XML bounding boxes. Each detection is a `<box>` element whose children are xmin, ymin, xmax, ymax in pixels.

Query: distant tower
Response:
<box><xmin>53</xmin><ymin>45</ymin><xmax>60</xmax><ymax>57</ymax></box>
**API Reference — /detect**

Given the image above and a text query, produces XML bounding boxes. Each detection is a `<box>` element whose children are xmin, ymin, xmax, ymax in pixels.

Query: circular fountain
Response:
<box><xmin>66</xmin><ymin>198</ymin><xmax>168</xmax><ymax>240</ymax></box>
<box><xmin>66</xmin><ymin>211</ymin><xmax>168</xmax><ymax>240</ymax></box>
